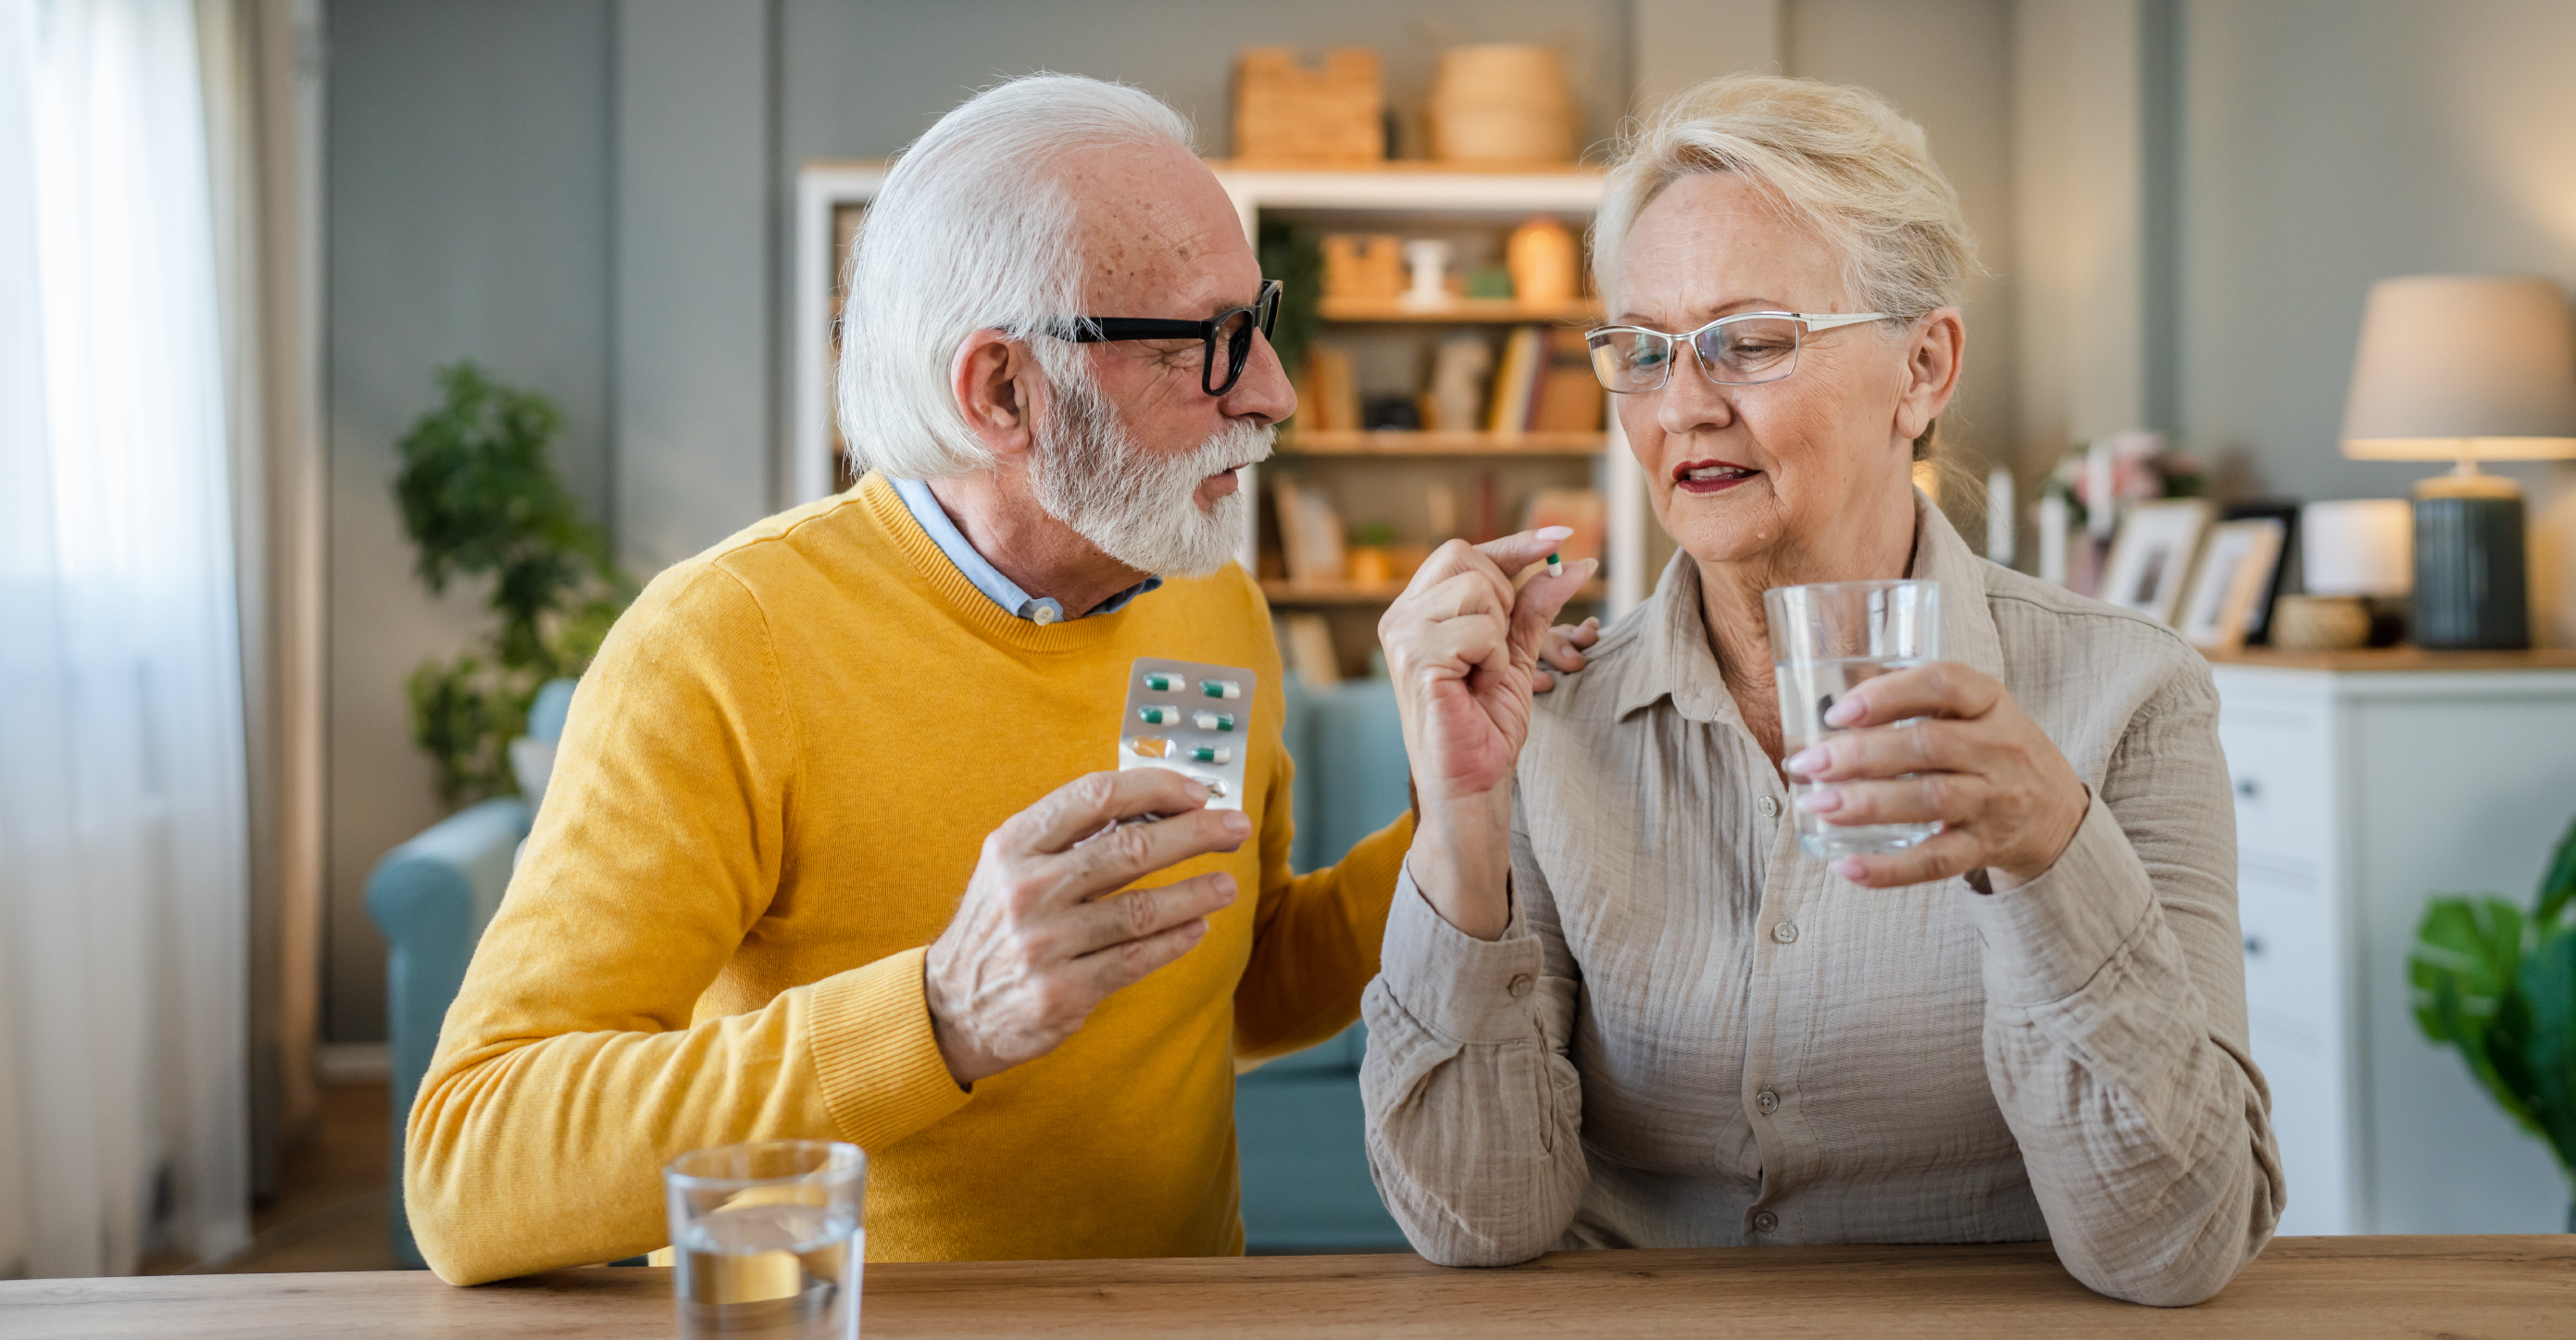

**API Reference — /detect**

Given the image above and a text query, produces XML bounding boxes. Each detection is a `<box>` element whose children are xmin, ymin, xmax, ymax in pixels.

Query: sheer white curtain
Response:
<box><xmin>0</xmin><ymin>0</ymin><xmax>251</xmax><ymax>1278</ymax></box>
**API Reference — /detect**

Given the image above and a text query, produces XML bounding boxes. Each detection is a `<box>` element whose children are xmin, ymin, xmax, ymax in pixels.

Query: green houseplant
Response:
<box><xmin>394</xmin><ymin>362</ymin><xmax>632</xmax><ymax>808</ymax></box>
<box><xmin>2408</xmin><ymin>812</ymin><xmax>2576</xmax><ymax>1230</ymax></box>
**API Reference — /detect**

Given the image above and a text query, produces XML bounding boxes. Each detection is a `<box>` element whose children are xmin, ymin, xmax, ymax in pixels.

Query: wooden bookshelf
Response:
<box><xmin>1280</xmin><ymin>431</ymin><xmax>1606</xmax><ymax>457</ymax></box>
<box><xmin>1317</xmin><ymin>295</ymin><xmax>1604</xmax><ymax>324</ymax></box>
<box><xmin>1262</xmin><ymin>578</ymin><xmax>1607</xmax><ymax>607</ymax></box>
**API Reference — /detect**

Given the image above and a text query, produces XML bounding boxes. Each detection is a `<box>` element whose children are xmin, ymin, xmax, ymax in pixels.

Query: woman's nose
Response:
<box><xmin>1655</xmin><ymin>353</ymin><xmax>1738</xmax><ymax>437</ymax></box>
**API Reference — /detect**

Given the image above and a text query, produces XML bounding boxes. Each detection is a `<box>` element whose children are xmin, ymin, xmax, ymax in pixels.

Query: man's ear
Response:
<box><xmin>1892</xmin><ymin>307</ymin><xmax>1965</xmax><ymax>444</ymax></box>
<box><xmin>951</xmin><ymin>330</ymin><xmax>1044</xmax><ymax>465</ymax></box>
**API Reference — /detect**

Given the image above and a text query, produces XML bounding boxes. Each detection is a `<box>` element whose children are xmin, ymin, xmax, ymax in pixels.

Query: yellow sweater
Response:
<box><xmin>406</xmin><ymin>475</ymin><xmax>1412</xmax><ymax>1284</ymax></box>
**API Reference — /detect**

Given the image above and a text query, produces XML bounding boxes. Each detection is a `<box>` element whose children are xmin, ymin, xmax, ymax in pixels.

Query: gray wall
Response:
<box><xmin>324</xmin><ymin>0</ymin><xmax>613</xmax><ymax>1041</ymax></box>
<box><xmin>2178</xmin><ymin>0</ymin><xmax>2576</xmax><ymax>641</ymax></box>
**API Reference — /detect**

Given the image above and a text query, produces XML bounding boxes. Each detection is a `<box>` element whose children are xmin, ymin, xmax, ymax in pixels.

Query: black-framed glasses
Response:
<box><xmin>1585</xmin><ymin>310</ymin><xmax>1891</xmax><ymax>392</ymax></box>
<box><xmin>1060</xmin><ymin>279</ymin><xmax>1282</xmax><ymax>396</ymax></box>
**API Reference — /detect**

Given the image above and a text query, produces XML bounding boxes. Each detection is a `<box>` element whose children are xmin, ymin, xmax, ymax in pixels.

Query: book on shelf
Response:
<box><xmin>1528</xmin><ymin>327</ymin><xmax>1607</xmax><ymax>432</ymax></box>
<box><xmin>1269</xmin><ymin>479</ymin><xmax>1348</xmax><ymax>583</ymax></box>
<box><xmin>1522</xmin><ymin>487</ymin><xmax>1607</xmax><ymax>570</ymax></box>
<box><xmin>1277</xmin><ymin>614</ymin><xmax>1342</xmax><ymax>688</ymax></box>
<box><xmin>1294</xmin><ymin>344</ymin><xmax>1360</xmax><ymax>432</ymax></box>
<box><xmin>1484</xmin><ymin>326</ymin><xmax>1545</xmax><ymax>434</ymax></box>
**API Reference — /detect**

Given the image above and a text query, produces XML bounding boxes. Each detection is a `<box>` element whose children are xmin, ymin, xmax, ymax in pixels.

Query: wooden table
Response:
<box><xmin>4</xmin><ymin>1236</ymin><xmax>2570</xmax><ymax>1338</ymax></box>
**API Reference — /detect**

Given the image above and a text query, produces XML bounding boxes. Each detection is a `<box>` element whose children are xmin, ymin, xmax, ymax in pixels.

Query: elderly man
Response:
<box><xmin>404</xmin><ymin>76</ymin><xmax>1586</xmax><ymax>1284</ymax></box>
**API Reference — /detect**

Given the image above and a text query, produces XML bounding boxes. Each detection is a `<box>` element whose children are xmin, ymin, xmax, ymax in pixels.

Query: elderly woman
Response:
<box><xmin>1364</xmin><ymin>75</ymin><xmax>2282</xmax><ymax>1307</ymax></box>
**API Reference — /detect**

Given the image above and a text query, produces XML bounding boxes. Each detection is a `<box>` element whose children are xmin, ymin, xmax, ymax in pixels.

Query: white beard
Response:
<box><xmin>1030</xmin><ymin>370</ymin><xmax>1271</xmax><ymax>580</ymax></box>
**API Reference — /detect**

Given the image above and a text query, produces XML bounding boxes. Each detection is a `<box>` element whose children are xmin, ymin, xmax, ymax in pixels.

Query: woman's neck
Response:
<box><xmin>1695</xmin><ymin>488</ymin><xmax>1922</xmax><ymax>764</ymax></box>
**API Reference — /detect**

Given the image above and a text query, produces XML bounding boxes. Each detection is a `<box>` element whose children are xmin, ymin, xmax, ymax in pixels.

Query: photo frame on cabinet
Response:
<box><xmin>2177</xmin><ymin>517</ymin><xmax>2287</xmax><ymax>651</ymax></box>
<box><xmin>2100</xmin><ymin>498</ymin><xmax>2214</xmax><ymax>626</ymax></box>
<box><xmin>2218</xmin><ymin>500</ymin><xmax>2301</xmax><ymax>644</ymax></box>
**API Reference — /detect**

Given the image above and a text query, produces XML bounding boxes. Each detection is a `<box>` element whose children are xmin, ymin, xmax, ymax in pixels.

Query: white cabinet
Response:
<box><xmin>2208</xmin><ymin>655</ymin><xmax>2576</xmax><ymax>1235</ymax></box>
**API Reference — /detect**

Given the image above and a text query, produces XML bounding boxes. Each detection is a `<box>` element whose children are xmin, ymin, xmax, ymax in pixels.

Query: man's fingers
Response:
<box><xmin>1003</xmin><ymin>769</ymin><xmax>1212</xmax><ymax>855</ymax></box>
<box><xmin>1075</xmin><ymin>907</ymin><xmax>1218</xmax><ymax>997</ymax></box>
<box><xmin>1828</xmin><ymin>829</ymin><xmax>1985</xmax><ymax>889</ymax></box>
<box><xmin>1825</xmin><ymin>661</ymin><xmax>2001</xmax><ymax>729</ymax></box>
<box><xmin>1057</xmin><ymin>870</ymin><xmax>1238</xmax><ymax>959</ymax></box>
<box><xmin>1051</xmin><ymin>802</ymin><xmax>1253</xmax><ymax>904</ymax></box>
<box><xmin>1538</xmin><ymin>620</ymin><xmax>1593</xmax><ymax>673</ymax></box>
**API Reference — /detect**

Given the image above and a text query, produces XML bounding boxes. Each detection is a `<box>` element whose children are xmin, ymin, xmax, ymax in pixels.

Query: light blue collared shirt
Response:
<box><xmin>892</xmin><ymin>476</ymin><xmax>1161</xmax><ymax>624</ymax></box>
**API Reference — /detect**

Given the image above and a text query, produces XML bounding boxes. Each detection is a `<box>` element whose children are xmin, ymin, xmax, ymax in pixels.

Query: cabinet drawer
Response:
<box><xmin>2218</xmin><ymin>708</ymin><xmax>2333</xmax><ymax>870</ymax></box>
<box><xmin>2236</xmin><ymin>869</ymin><xmax>2333</xmax><ymax>1031</ymax></box>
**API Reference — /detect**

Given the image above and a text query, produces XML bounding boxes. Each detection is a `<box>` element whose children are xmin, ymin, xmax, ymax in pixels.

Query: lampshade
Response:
<box><xmin>2341</xmin><ymin>275</ymin><xmax>2576</xmax><ymax>462</ymax></box>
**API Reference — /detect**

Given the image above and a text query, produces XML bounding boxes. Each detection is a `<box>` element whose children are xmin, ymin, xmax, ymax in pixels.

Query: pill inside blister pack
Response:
<box><xmin>1119</xmin><ymin>657</ymin><xmax>1255</xmax><ymax>813</ymax></box>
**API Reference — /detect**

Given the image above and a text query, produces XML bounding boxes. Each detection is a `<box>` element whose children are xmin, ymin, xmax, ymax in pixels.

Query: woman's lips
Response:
<box><xmin>1672</xmin><ymin>458</ymin><xmax>1758</xmax><ymax>495</ymax></box>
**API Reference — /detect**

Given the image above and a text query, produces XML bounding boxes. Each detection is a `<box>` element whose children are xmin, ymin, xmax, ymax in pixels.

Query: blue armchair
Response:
<box><xmin>366</xmin><ymin>675</ymin><xmax>1414</xmax><ymax>1264</ymax></box>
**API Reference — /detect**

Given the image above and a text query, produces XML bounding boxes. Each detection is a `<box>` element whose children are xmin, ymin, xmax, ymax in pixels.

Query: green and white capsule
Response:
<box><xmin>1188</xmin><ymin>745</ymin><xmax>1232</xmax><ymax>764</ymax></box>
<box><xmin>1198</xmin><ymin>679</ymin><xmax>1242</xmax><ymax>699</ymax></box>
<box><xmin>1193</xmin><ymin>710</ymin><xmax>1235</xmax><ymax>733</ymax></box>
<box><xmin>1138</xmin><ymin>705</ymin><xmax>1182</xmax><ymax>726</ymax></box>
<box><xmin>1143</xmin><ymin>671</ymin><xmax>1186</xmax><ymax>693</ymax></box>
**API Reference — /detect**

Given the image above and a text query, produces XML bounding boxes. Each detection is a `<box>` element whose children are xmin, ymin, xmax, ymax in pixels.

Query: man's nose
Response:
<box><xmin>1220</xmin><ymin>330</ymin><xmax>1297</xmax><ymax>424</ymax></box>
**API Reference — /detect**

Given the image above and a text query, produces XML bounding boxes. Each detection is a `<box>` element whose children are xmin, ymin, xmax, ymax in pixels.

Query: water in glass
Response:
<box><xmin>1776</xmin><ymin>654</ymin><xmax>1942</xmax><ymax>858</ymax></box>
<box><xmin>676</xmin><ymin>1200</ymin><xmax>859</xmax><ymax>1338</ymax></box>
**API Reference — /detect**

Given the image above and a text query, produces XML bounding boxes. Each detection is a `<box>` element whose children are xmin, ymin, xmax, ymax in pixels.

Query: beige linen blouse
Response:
<box><xmin>1360</xmin><ymin>495</ymin><xmax>2283</xmax><ymax>1306</ymax></box>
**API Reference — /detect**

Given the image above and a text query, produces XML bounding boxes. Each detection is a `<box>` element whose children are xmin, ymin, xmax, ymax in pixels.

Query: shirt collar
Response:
<box><xmin>1611</xmin><ymin>488</ymin><xmax>2007</xmax><ymax>721</ymax></box>
<box><xmin>891</xmin><ymin>475</ymin><xmax>1162</xmax><ymax>624</ymax></box>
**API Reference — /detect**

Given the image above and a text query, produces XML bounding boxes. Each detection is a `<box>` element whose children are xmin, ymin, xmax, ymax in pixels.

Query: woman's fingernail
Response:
<box><xmin>1785</xmin><ymin>747</ymin><xmax>1828</xmax><ymax>776</ymax></box>
<box><xmin>1796</xmin><ymin>787</ymin><xmax>1842</xmax><ymax>813</ymax></box>
<box><xmin>1536</xmin><ymin>525</ymin><xmax>1574</xmax><ymax>541</ymax></box>
<box><xmin>1832</xmin><ymin>858</ymin><xmax>1868</xmax><ymax>882</ymax></box>
<box><xmin>1823</xmin><ymin>697</ymin><xmax>1864</xmax><ymax>727</ymax></box>
<box><xmin>1222</xmin><ymin>810</ymin><xmax>1252</xmax><ymax>838</ymax></box>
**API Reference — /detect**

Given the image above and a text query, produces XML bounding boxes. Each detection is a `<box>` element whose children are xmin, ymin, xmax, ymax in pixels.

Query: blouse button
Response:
<box><xmin>1756</xmin><ymin>1088</ymin><xmax>1780</xmax><ymax>1115</ymax></box>
<box><xmin>1753</xmin><ymin>1210</ymin><xmax>1780</xmax><ymax>1234</ymax></box>
<box><xmin>1771</xmin><ymin>920</ymin><xmax>1799</xmax><ymax>945</ymax></box>
<box><xmin>1507</xmin><ymin>973</ymin><xmax>1534</xmax><ymax>999</ymax></box>
<box><xmin>1757</xmin><ymin>795</ymin><xmax>1781</xmax><ymax>819</ymax></box>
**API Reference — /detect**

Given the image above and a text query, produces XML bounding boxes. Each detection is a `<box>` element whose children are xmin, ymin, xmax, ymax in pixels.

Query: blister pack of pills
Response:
<box><xmin>1119</xmin><ymin>657</ymin><xmax>1256</xmax><ymax>813</ymax></box>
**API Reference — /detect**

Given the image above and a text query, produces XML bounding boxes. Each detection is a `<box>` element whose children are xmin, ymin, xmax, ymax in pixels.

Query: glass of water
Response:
<box><xmin>666</xmin><ymin>1140</ymin><xmax>865</xmax><ymax>1339</ymax></box>
<box><xmin>1762</xmin><ymin>580</ymin><xmax>1943</xmax><ymax>859</ymax></box>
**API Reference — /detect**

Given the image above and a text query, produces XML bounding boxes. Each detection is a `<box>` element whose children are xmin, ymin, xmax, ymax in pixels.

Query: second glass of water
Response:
<box><xmin>667</xmin><ymin>1139</ymin><xmax>865</xmax><ymax>1339</ymax></box>
<box><xmin>1762</xmin><ymin>580</ymin><xmax>1943</xmax><ymax>859</ymax></box>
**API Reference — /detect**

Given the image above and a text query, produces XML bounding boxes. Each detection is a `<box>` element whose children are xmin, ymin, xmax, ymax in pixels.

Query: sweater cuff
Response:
<box><xmin>1377</xmin><ymin>862</ymin><xmax>1544</xmax><ymax>1046</ymax></box>
<box><xmin>805</xmin><ymin>946</ymin><xmax>972</xmax><ymax>1148</ymax></box>
<box><xmin>1964</xmin><ymin>795</ymin><xmax>2157</xmax><ymax>1006</ymax></box>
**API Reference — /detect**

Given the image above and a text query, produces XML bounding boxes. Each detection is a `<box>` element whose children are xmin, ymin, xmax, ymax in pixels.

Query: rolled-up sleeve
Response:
<box><xmin>1967</xmin><ymin>665</ymin><xmax>2284</xmax><ymax>1306</ymax></box>
<box><xmin>1359</xmin><ymin>803</ymin><xmax>1587</xmax><ymax>1267</ymax></box>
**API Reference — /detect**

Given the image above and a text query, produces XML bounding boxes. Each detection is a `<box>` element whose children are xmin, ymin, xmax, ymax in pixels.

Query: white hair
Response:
<box><xmin>837</xmin><ymin>74</ymin><xmax>1198</xmax><ymax>482</ymax></box>
<box><xmin>1593</xmin><ymin>74</ymin><xmax>1975</xmax><ymax>331</ymax></box>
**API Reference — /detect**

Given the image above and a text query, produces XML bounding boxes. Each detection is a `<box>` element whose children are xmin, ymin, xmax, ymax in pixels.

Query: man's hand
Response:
<box><xmin>1377</xmin><ymin>528</ymin><xmax>1594</xmax><ymax>939</ymax></box>
<box><xmin>924</xmin><ymin>769</ymin><xmax>1248</xmax><ymax>1086</ymax></box>
<box><xmin>1532</xmin><ymin>617</ymin><xmax>1600</xmax><ymax>694</ymax></box>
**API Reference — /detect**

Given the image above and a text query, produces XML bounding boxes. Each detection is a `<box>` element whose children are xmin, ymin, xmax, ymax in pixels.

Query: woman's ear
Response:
<box><xmin>1892</xmin><ymin>307</ymin><xmax>1965</xmax><ymax>444</ymax></box>
<box><xmin>950</xmin><ymin>331</ymin><xmax>1044</xmax><ymax>465</ymax></box>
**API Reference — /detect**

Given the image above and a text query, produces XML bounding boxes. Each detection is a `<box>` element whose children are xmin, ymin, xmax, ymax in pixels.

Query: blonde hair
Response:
<box><xmin>1593</xmin><ymin>76</ymin><xmax>1976</xmax><ymax>458</ymax></box>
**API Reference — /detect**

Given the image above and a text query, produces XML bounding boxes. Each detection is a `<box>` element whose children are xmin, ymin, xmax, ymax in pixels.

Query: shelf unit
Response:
<box><xmin>792</xmin><ymin>162</ymin><xmax>1650</xmax><ymax>641</ymax></box>
<box><xmin>1211</xmin><ymin>164</ymin><xmax>1646</xmax><ymax>644</ymax></box>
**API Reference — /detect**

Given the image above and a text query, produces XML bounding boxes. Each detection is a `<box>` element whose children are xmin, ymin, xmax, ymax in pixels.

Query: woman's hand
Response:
<box><xmin>1379</xmin><ymin>528</ymin><xmax>1595</xmax><ymax>937</ymax></box>
<box><xmin>1532</xmin><ymin>618</ymin><xmax>1601</xmax><ymax>694</ymax></box>
<box><xmin>1782</xmin><ymin>661</ymin><xmax>2088</xmax><ymax>891</ymax></box>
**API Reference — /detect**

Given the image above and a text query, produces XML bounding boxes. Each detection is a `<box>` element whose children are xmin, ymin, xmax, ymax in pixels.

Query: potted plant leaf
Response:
<box><xmin>394</xmin><ymin>362</ymin><xmax>632</xmax><ymax>808</ymax></box>
<box><xmin>2409</xmin><ymin>812</ymin><xmax>2576</xmax><ymax>1231</ymax></box>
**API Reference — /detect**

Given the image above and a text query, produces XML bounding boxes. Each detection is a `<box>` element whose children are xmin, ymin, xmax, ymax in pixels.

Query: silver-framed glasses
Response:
<box><xmin>1584</xmin><ymin>311</ymin><xmax>1891</xmax><ymax>392</ymax></box>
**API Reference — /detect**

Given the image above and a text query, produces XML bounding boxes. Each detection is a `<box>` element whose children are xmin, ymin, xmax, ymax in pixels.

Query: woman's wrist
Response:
<box><xmin>1410</xmin><ymin>786</ymin><xmax>1514</xmax><ymax>940</ymax></box>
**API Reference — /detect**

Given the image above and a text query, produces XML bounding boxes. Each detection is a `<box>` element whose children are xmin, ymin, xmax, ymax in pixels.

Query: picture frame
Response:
<box><xmin>2100</xmin><ymin>498</ymin><xmax>2214</xmax><ymax>625</ymax></box>
<box><xmin>2217</xmin><ymin>500</ymin><xmax>2300</xmax><ymax>643</ymax></box>
<box><xmin>2177</xmin><ymin>517</ymin><xmax>2288</xmax><ymax>651</ymax></box>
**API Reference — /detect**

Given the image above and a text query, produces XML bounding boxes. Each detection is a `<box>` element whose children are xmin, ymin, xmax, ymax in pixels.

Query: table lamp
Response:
<box><xmin>2341</xmin><ymin>275</ymin><xmax>2576</xmax><ymax>649</ymax></box>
